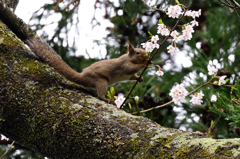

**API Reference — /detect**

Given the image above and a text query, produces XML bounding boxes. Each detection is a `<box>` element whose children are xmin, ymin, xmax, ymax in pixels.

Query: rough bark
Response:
<box><xmin>1</xmin><ymin>1</ymin><xmax>240</xmax><ymax>159</ymax></box>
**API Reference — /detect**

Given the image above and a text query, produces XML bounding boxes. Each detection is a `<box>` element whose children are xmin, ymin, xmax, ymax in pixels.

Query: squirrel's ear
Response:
<box><xmin>128</xmin><ymin>42</ymin><xmax>135</xmax><ymax>56</ymax></box>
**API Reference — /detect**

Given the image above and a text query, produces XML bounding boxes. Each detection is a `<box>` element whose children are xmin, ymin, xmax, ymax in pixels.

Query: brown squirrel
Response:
<box><xmin>25</xmin><ymin>38</ymin><xmax>150</xmax><ymax>102</ymax></box>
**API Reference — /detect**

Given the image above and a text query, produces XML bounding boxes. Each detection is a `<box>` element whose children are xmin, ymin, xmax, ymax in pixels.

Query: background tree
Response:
<box><xmin>1</xmin><ymin>0</ymin><xmax>240</xmax><ymax>158</ymax></box>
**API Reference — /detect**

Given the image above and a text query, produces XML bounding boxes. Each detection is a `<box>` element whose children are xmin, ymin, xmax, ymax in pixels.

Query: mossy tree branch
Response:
<box><xmin>1</xmin><ymin>1</ymin><xmax>240</xmax><ymax>158</ymax></box>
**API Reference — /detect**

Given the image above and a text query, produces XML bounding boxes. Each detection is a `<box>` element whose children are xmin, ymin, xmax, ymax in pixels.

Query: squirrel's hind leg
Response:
<box><xmin>96</xmin><ymin>80</ymin><xmax>112</xmax><ymax>103</ymax></box>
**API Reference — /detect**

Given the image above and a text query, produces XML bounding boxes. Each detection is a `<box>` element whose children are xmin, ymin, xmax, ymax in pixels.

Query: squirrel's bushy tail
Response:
<box><xmin>25</xmin><ymin>37</ymin><xmax>84</xmax><ymax>85</ymax></box>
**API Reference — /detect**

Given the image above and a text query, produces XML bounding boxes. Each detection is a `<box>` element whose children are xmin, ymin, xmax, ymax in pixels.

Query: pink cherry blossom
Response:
<box><xmin>167</xmin><ymin>5</ymin><xmax>183</xmax><ymax>19</ymax></box>
<box><xmin>151</xmin><ymin>35</ymin><xmax>159</xmax><ymax>43</ymax></box>
<box><xmin>169</xmin><ymin>84</ymin><xmax>188</xmax><ymax>105</ymax></box>
<box><xmin>170</xmin><ymin>30</ymin><xmax>179</xmax><ymax>37</ymax></box>
<box><xmin>191</xmin><ymin>20</ymin><xmax>199</xmax><ymax>27</ymax></box>
<box><xmin>156</xmin><ymin>68</ymin><xmax>164</xmax><ymax>76</ymax></box>
<box><xmin>167</xmin><ymin>45</ymin><xmax>179</xmax><ymax>55</ymax></box>
<box><xmin>208</xmin><ymin>66</ymin><xmax>218</xmax><ymax>75</ymax></box>
<box><xmin>218</xmin><ymin>75</ymin><xmax>227</xmax><ymax>85</ymax></box>
<box><xmin>157</xmin><ymin>24</ymin><xmax>165</xmax><ymax>34</ymax></box>
<box><xmin>190</xmin><ymin>91</ymin><xmax>204</xmax><ymax>105</ymax></box>
<box><xmin>153</xmin><ymin>43</ymin><xmax>159</xmax><ymax>49</ymax></box>
<box><xmin>144</xmin><ymin>41</ymin><xmax>154</xmax><ymax>52</ymax></box>
<box><xmin>115</xmin><ymin>93</ymin><xmax>125</xmax><ymax>108</ymax></box>
<box><xmin>161</xmin><ymin>28</ymin><xmax>170</xmax><ymax>36</ymax></box>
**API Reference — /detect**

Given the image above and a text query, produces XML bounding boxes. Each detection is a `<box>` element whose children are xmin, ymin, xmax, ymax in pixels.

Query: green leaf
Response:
<box><xmin>210</xmin><ymin>120</ymin><xmax>215</xmax><ymax>128</ymax></box>
<box><xmin>110</xmin><ymin>86</ymin><xmax>115</xmax><ymax>94</ymax></box>
<box><xmin>106</xmin><ymin>91</ymin><xmax>111</xmax><ymax>98</ymax></box>
<box><xmin>158</xmin><ymin>18</ymin><xmax>164</xmax><ymax>24</ymax></box>
<box><xmin>148</xmin><ymin>31</ymin><xmax>153</xmax><ymax>37</ymax></box>
<box><xmin>128</xmin><ymin>103</ymin><xmax>132</xmax><ymax>110</ymax></box>
<box><xmin>213</xmin><ymin>81</ymin><xmax>218</xmax><ymax>84</ymax></box>
<box><xmin>147</xmin><ymin>52</ymin><xmax>151</xmax><ymax>57</ymax></box>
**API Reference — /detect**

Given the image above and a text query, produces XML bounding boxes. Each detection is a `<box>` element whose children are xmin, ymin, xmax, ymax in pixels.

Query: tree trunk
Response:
<box><xmin>1</xmin><ymin>1</ymin><xmax>240</xmax><ymax>159</ymax></box>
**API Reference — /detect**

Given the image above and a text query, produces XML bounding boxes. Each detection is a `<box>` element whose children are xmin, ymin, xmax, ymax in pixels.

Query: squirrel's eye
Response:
<box><xmin>136</xmin><ymin>52</ymin><xmax>140</xmax><ymax>54</ymax></box>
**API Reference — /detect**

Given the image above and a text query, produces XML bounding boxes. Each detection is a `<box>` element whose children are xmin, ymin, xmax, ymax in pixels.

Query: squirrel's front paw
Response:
<box><xmin>138</xmin><ymin>77</ymin><xmax>143</xmax><ymax>83</ymax></box>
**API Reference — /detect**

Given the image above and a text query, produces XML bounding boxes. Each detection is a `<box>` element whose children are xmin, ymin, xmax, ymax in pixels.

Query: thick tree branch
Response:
<box><xmin>1</xmin><ymin>2</ymin><xmax>240</xmax><ymax>158</ymax></box>
<box><xmin>0</xmin><ymin>0</ymin><xmax>19</xmax><ymax>12</ymax></box>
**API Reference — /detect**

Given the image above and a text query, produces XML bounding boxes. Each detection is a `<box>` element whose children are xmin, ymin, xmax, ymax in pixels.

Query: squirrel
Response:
<box><xmin>25</xmin><ymin>37</ymin><xmax>151</xmax><ymax>102</ymax></box>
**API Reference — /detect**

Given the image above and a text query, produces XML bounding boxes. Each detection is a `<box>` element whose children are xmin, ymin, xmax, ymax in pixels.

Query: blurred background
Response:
<box><xmin>1</xmin><ymin>0</ymin><xmax>240</xmax><ymax>158</ymax></box>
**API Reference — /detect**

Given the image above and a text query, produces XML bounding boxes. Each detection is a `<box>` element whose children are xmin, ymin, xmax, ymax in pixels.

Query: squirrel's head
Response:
<box><xmin>128</xmin><ymin>42</ymin><xmax>149</xmax><ymax>64</ymax></box>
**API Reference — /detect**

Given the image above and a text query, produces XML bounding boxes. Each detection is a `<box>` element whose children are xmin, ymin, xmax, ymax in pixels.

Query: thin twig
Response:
<box><xmin>131</xmin><ymin>100</ymin><xmax>174</xmax><ymax>115</ymax></box>
<box><xmin>0</xmin><ymin>141</ymin><xmax>15</xmax><ymax>158</ymax></box>
<box><xmin>219</xmin><ymin>0</ymin><xmax>240</xmax><ymax>18</ymax></box>
<box><xmin>219</xmin><ymin>0</ymin><xmax>235</xmax><ymax>8</ymax></box>
<box><xmin>232</xmin><ymin>7</ymin><xmax>240</xmax><ymax>18</ymax></box>
<box><xmin>232</xmin><ymin>0</ymin><xmax>240</xmax><ymax>8</ymax></box>
<box><xmin>209</xmin><ymin>83</ymin><xmax>236</xmax><ymax>88</ymax></box>
<box><xmin>131</xmin><ymin>77</ymin><xmax>214</xmax><ymax>115</ymax></box>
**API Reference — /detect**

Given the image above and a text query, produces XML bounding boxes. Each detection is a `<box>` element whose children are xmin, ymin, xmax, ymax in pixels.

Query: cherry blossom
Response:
<box><xmin>198</xmin><ymin>9</ymin><xmax>202</xmax><ymax>16</ymax></box>
<box><xmin>115</xmin><ymin>93</ymin><xmax>125</xmax><ymax>108</ymax></box>
<box><xmin>191</xmin><ymin>11</ymin><xmax>200</xmax><ymax>19</ymax></box>
<box><xmin>141</xmin><ymin>42</ymin><xmax>147</xmax><ymax>48</ymax></box>
<box><xmin>185</xmin><ymin>10</ymin><xmax>192</xmax><ymax>17</ymax></box>
<box><xmin>153</xmin><ymin>43</ymin><xmax>159</xmax><ymax>49</ymax></box>
<box><xmin>169</xmin><ymin>84</ymin><xmax>188</xmax><ymax>105</ymax></box>
<box><xmin>182</xmin><ymin>30</ymin><xmax>192</xmax><ymax>41</ymax></box>
<box><xmin>185</xmin><ymin>24</ymin><xmax>194</xmax><ymax>33</ymax></box>
<box><xmin>167</xmin><ymin>45</ymin><xmax>179</xmax><ymax>55</ymax></box>
<box><xmin>208</xmin><ymin>66</ymin><xmax>218</xmax><ymax>75</ymax></box>
<box><xmin>151</xmin><ymin>35</ymin><xmax>159</xmax><ymax>43</ymax></box>
<box><xmin>218</xmin><ymin>75</ymin><xmax>227</xmax><ymax>85</ymax></box>
<box><xmin>157</xmin><ymin>24</ymin><xmax>165</xmax><ymax>34</ymax></box>
<box><xmin>191</xmin><ymin>20</ymin><xmax>199</xmax><ymax>27</ymax></box>
<box><xmin>156</xmin><ymin>68</ymin><xmax>164</xmax><ymax>76</ymax></box>
<box><xmin>190</xmin><ymin>91</ymin><xmax>204</xmax><ymax>105</ymax></box>
<box><xmin>207</xmin><ymin>59</ymin><xmax>221</xmax><ymax>75</ymax></box>
<box><xmin>185</xmin><ymin>9</ymin><xmax>201</xmax><ymax>19</ymax></box>
<box><xmin>161</xmin><ymin>28</ymin><xmax>170</xmax><ymax>36</ymax></box>
<box><xmin>167</xmin><ymin>5</ymin><xmax>183</xmax><ymax>19</ymax></box>
<box><xmin>211</xmin><ymin>95</ymin><xmax>217</xmax><ymax>102</ymax></box>
<box><xmin>170</xmin><ymin>30</ymin><xmax>179</xmax><ymax>38</ymax></box>
<box><xmin>179</xmin><ymin>25</ymin><xmax>194</xmax><ymax>41</ymax></box>
<box><xmin>141</xmin><ymin>41</ymin><xmax>154</xmax><ymax>52</ymax></box>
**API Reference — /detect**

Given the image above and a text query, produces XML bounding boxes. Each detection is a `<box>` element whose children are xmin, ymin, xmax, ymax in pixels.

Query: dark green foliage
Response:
<box><xmin>210</xmin><ymin>81</ymin><xmax>240</xmax><ymax>128</ymax></box>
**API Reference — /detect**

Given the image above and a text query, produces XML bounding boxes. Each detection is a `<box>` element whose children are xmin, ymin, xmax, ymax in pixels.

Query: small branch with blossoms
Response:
<box><xmin>117</xmin><ymin>2</ymin><xmax>201</xmax><ymax>109</ymax></box>
<box><xmin>132</xmin><ymin>58</ymin><xmax>237</xmax><ymax>115</ymax></box>
<box><xmin>116</xmin><ymin>1</ymin><xmax>236</xmax><ymax>116</ymax></box>
<box><xmin>131</xmin><ymin>77</ymin><xmax>214</xmax><ymax>115</ymax></box>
